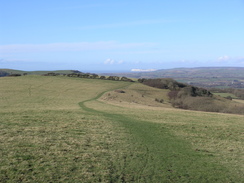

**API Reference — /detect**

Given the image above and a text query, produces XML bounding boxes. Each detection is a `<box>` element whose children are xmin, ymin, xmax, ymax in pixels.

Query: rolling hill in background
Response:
<box><xmin>104</xmin><ymin>67</ymin><xmax>244</xmax><ymax>88</ymax></box>
<box><xmin>124</xmin><ymin>67</ymin><xmax>244</xmax><ymax>78</ymax></box>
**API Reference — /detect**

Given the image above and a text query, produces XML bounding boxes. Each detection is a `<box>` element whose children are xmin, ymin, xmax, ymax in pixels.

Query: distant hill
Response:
<box><xmin>104</xmin><ymin>67</ymin><xmax>244</xmax><ymax>88</ymax></box>
<box><xmin>0</xmin><ymin>69</ymin><xmax>81</xmax><ymax>77</ymax></box>
<box><xmin>106</xmin><ymin>67</ymin><xmax>244</xmax><ymax>78</ymax></box>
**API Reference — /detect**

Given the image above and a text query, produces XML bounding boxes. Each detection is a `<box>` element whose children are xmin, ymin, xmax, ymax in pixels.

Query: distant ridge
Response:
<box><xmin>103</xmin><ymin>67</ymin><xmax>244</xmax><ymax>88</ymax></box>
<box><xmin>0</xmin><ymin>69</ymin><xmax>80</xmax><ymax>77</ymax></box>
<box><xmin>118</xmin><ymin>67</ymin><xmax>244</xmax><ymax>78</ymax></box>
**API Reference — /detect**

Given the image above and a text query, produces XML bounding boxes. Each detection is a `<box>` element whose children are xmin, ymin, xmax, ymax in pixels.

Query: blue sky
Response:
<box><xmin>0</xmin><ymin>0</ymin><xmax>244</xmax><ymax>72</ymax></box>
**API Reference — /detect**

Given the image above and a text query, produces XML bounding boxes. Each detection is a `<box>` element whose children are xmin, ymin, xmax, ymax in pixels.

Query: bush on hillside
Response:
<box><xmin>100</xmin><ymin>76</ymin><xmax>106</xmax><ymax>79</ymax></box>
<box><xmin>177</xmin><ymin>86</ymin><xmax>212</xmax><ymax>98</ymax></box>
<box><xmin>121</xmin><ymin>77</ymin><xmax>134</xmax><ymax>82</ymax></box>
<box><xmin>168</xmin><ymin>90</ymin><xmax>179</xmax><ymax>100</ymax></box>
<box><xmin>8</xmin><ymin>74</ymin><xmax>21</xmax><ymax>77</ymax></box>
<box><xmin>225</xmin><ymin>96</ymin><xmax>232</xmax><ymax>100</ymax></box>
<box><xmin>138</xmin><ymin>78</ymin><xmax>187</xmax><ymax>90</ymax></box>
<box><xmin>107</xmin><ymin>76</ymin><xmax>119</xmax><ymax>80</ymax></box>
<box><xmin>155</xmin><ymin>98</ymin><xmax>164</xmax><ymax>103</ymax></box>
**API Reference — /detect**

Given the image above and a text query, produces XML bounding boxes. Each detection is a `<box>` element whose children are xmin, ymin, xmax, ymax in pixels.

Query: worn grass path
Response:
<box><xmin>79</xmin><ymin>90</ymin><xmax>239</xmax><ymax>182</ymax></box>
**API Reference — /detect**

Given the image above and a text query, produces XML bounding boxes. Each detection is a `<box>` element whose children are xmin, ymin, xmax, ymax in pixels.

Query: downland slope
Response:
<box><xmin>0</xmin><ymin>75</ymin><xmax>243</xmax><ymax>182</ymax></box>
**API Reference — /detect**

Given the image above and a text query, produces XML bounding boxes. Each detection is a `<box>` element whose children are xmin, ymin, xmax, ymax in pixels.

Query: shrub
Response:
<box><xmin>225</xmin><ymin>96</ymin><xmax>232</xmax><ymax>100</ymax></box>
<box><xmin>8</xmin><ymin>74</ymin><xmax>21</xmax><ymax>77</ymax></box>
<box><xmin>178</xmin><ymin>86</ymin><xmax>212</xmax><ymax>97</ymax></box>
<box><xmin>138</xmin><ymin>78</ymin><xmax>146</xmax><ymax>83</ymax></box>
<box><xmin>90</xmin><ymin>74</ymin><xmax>99</xmax><ymax>79</ymax></box>
<box><xmin>100</xmin><ymin>76</ymin><xmax>106</xmax><ymax>79</ymax></box>
<box><xmin>155</xmin><ymin>98</ymin><xmax>164</xmax><ymax>103</ymax></box>
<box><xmin>114</xmin><ymin>90</ymin><xmax>125</xmax><ymax>93</ymax></box>
<box><xmin>168</xmin><ymin>90</ymin><xmax>179</xmax><ymax>100</ymax></box>
<box><xmin>121</xmin><ymin>77</ymin><xmax>134</xmax><ymax>82</ymax></box>
<box><xmin>107</xmin><ymin>76</ymin><xmax>116</xmax><ymax>80</ymax></box>
<box><xmin>139</xmin><ymin>78</ymin><xmax>187</xmax><ymax>90</ymax></box>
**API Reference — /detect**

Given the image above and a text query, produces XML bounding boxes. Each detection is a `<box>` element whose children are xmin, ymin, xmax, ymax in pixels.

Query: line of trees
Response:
<box><xmin>7</xmin><ymin>74</ymin><xmax>22</xmax><ymax>77</ymax></box>
<box><xmin>43</xmin><ymin>72</ymin><xmax>134</xmax><ymax>82</ymax></box>
<box><xmin>138</xmin><ymin>78</ymin><xmax>212</xmax><ymax>99</ymax></box>
<box><xmin>138</xmin><ymin>78</ymin><xmax>187</xmax><ymax>90</ymax></box>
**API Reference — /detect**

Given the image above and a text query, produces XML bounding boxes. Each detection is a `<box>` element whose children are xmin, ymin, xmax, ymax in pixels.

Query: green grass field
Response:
<box><xmin>0</xmin><ymin>76</ymin><xmax>243</xmax><ymax>182</ymax></box>
<box><xmin>213</xmin><ymin>92</ymin><xmax>238</xmax><ymax>99</ymax></box>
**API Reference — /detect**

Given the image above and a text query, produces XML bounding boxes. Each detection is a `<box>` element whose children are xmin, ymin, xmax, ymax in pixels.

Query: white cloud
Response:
<box><xmin>218</xmin><ymin>55</ymin><xmax>230</xmax><ymax>61</ymax></box>
<box><xmin>104</xmin><ymin>59</ymin><xmax>125</xmax><ymax>65</ymax></box>
<box><xmin>0</xmin><ymin>41</ymin><xmax>156</xmax><ymax>53</ymax></box>
<box><xmin>117</xmin><ymin>60</ymin><xmax>124</xmax><ymax>64</ymax></box>
<box><xmin>131</xmin><ymin>69</ymin><xmax>157</xmax><ymax>72</ymax></box>
<box><xmin>104</xmin><ymin>58</ymin><xmax>115</xmax><ymax>64</ymax></box>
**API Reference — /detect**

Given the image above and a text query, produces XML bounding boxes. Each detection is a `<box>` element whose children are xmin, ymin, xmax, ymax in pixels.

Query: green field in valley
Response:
<box><xmin>0</xmin><ymin>76</ymin><xmax>243</xmax><ymax>182</ymax></box>
<box><xmin>213</xmin><ymin>93</ymin><xmax>238</xmax><ymax>99</ymax></box>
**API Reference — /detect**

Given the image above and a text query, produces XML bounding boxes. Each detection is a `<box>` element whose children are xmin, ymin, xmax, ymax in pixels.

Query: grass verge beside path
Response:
<box><xmin>80</xmin><ymin>91</ymin><xmax>241</xmax><ymax>182</ymax></box>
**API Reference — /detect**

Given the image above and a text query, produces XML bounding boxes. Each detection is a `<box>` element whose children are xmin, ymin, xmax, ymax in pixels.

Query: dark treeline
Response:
<box><xmin>43</xmin><ymin>72</ymin><xmax>134</xmax><ymax>82</ymax></box>
<box><xmin>138</xmin><ymin>78</ymin><xmax>212</xmax><ymax>97</ymax></box>
<box><xmin>138</xmin><ymin>78</ymin><xmax>187</xmax><ymax>90</ymax></box>
<box><xmin>2</xmin><ymin>73</ymin><xmax>22</xmax><ymax>77</ymax></box>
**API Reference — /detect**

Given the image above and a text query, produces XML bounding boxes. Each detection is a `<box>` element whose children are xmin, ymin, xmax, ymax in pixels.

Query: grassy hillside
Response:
<box><xmin>0</xmin><ymin>76</ymin><xmax>243</xmax><ymax>182</ymax></box>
